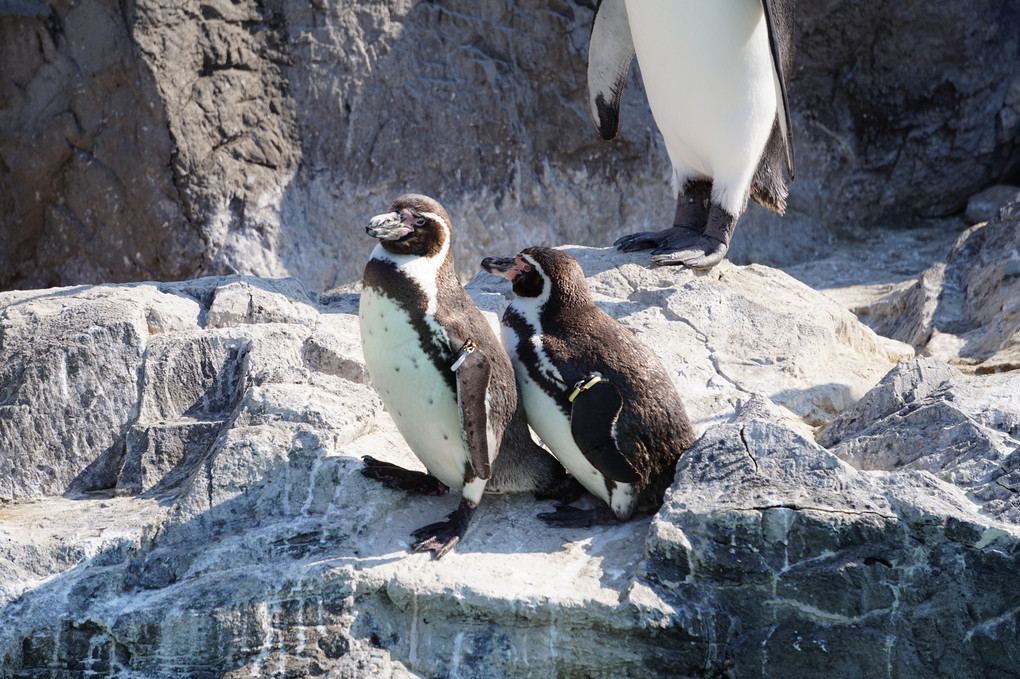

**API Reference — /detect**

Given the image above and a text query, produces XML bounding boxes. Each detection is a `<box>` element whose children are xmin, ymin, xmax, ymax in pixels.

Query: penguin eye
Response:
<box><xmin>414</xmin><ymin>217</ymin><xmax>426</xmax><ymax>227</ymax></box>
<box><xmin>522</xmin><ymin>264</ymin><xmax>532</xmax><ymax>272</ymax></box>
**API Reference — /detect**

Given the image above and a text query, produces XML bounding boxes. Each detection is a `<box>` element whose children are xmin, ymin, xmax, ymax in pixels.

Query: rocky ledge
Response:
<box><xmin>1</xmin><ymin>203</ymin><xmax>1019</xmax><ymax>677</ymax></box>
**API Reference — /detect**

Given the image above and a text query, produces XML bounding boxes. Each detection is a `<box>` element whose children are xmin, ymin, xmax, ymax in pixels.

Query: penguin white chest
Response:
<box><xmin>359</xmin><ymin>286</ymin><xmax>470</xmax><ymax>490</ymax></box>
<box><xmin>625</xmin><ymin>0</ymin><xmax>777</xmax><ymax>210</ymax></box>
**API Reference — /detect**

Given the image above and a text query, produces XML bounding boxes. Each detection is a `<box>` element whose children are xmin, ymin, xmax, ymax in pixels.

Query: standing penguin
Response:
<box><xmin>481</xmin><ymin>247</ymin><xmax>696</xmax><ymax>525</ymax></box>
<box><xmin>359</xmin><ymin>194</ymin><xmax>563</xmax><ymax>557</ymax></box>
<box><xmin>589</xmin><ymin>0</ymin><xmax>796</xmax><ymax>269</ymax></box>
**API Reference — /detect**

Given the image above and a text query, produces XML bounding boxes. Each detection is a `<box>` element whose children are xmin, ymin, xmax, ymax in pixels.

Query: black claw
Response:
<box><xmin>650</xmin><ymin>236</ymin><xmax>728</xmax><ymax>270</ymax></box>
<box><xmin>410</xmin><ymin>497</ymin><xmax>478</xmax><ymax>559</ymax></box>
<box><xmin>649</xmin><ymin>227</ymin><xmax>704</xmax><ymax>256</ymax></box>
<box><xmin>615</xmin><ymin>226</ymin><xmax>706</xmax><ymax>254</ymax></box>
<box><xmin>614</xmin><ymin>227</ymin><xmax>672</xmax><ymax>252</ymax></box>
<box><xmin>614</xmin><ymin>232</ymin><xmax>659</xmax><ymax>252</ymax></box>
<box><xmin>361</xmin><ymin>456</ymin><xmax>449</xmax><ymax>495</ymax></box>
<box><xmin>537</xmin><ymin>503</ymin><xmax>622</xmax><ymax>528</ymax></box>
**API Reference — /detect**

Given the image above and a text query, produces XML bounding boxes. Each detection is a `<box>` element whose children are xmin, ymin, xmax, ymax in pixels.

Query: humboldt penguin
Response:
<box><xmin>359</xmin><ymin>194</ymin><xmax>563</xmax><ymax>557</ymax></box>
<box><xmin>588</xmin><ymin>0</ymin><xmax>796</xmax><ymax>269</ymax></box>
<box><xmin>481</xmin><ymin>246</ymin><xmax>696</xmax><ymax>525</ymax></box>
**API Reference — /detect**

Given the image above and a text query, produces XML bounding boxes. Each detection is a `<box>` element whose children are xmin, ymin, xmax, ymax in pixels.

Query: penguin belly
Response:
<box><xmin>359</xmin><ymin>286</ymin><xmax>470</xmax><ymax>490</ymax></box>
<box><xmin>505</xmin><ymin>332</ymin><xmax>637</xmax><ymax>517</ymax></box>
<box><xmin>625</xmin><ymin>0</ymin><xmax>777</xmax><ymax>214</ymax></box>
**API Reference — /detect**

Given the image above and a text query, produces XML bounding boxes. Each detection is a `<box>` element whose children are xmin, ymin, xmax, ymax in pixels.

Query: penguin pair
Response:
<box><xmin>359</xmin><ymin>194</ymin><xmax>694</xmax><ymax>556</ymax></box>
<box><xmin>589</xmin><ymin>0</ymin><xmax>796</xmax><ymax>269</ymax></box>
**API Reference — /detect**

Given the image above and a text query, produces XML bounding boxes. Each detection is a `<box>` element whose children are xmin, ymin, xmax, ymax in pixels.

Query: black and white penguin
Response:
<box><xmin>358</xmin><ymin>194</ymin><xmax>563</xmax><ymax>557</ymax></box>
<box><xmin>588</xmin><ymin>0</ymin><xmax>796</xmax><ymax>269</ymax></box>
<box><xmin>481</xmin><ymin>246</ymin><xmax>696</xmax><ymax>525</ymax></box>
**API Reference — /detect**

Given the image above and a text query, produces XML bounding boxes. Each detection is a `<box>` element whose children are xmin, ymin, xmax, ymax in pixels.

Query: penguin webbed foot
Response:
<box><xmin>538</xmin><ymin>502</ymin><xmax>622</xmax><ymax>528</ymax></box>
<box><xmin>411</xmin><ymin>497</ymin><xmax>478</xmax><ymax>559</ymax></box>
<box><xmin>614</xmin><ymin>228</ymin><xmax>674</xmax><ymax>252</ymax></box>
<box><xmin>650</xmin><ymin>236</ymin><xmax>728</xmax><ymax>270</ymax></box>
<box><xmin>361</xmin><ymin>455</ymin><xmax>449</xmax><ymax>496</ymax></box>
<box><xmin>533</xmin><ymin>475</ymin><xmax>586</xmax><ymax>505</ymax></box>
<box><xmin>615</xmin><ymin>226</ymin><xmax>701</xmax><ymax>253</ymax></box>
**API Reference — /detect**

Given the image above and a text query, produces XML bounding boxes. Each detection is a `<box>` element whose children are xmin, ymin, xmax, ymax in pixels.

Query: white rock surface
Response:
<box><xmin>1</xmin><ymin>252</ymin><xmax>1017</xmax><ymax>678</ymax></box>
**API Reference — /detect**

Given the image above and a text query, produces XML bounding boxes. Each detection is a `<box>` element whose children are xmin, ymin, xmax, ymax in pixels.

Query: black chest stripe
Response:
<box><xmin>503</xmin><ymin>309</ymin><xmax>570</xmax><ymax>417</ymax></box>
<box><xmin>364</xmin><ymin>258</ymin><xmax>456</xmax><ymax>392</ymax></box>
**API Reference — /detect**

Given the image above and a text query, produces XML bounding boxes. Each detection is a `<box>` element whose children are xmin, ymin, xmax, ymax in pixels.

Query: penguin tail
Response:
<box><xmin>751</xmin><ymin>180</ymin><xmax>788</xmax><ymax>216</ymax></box>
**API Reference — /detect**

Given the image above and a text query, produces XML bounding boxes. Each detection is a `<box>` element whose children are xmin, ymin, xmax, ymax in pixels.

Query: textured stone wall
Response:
<box><xmin>2</xmin><ymin>1</ymin><xmax>1019</xmax><ymax>291</ymax></box>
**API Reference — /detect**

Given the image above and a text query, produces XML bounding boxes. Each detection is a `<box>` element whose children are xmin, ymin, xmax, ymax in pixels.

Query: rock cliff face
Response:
<box><xmin>2</xmin><ymin>222</ymin><xmax>1018</xmax><ymax>676</ymax></box>
<box><xmin>3</xmin><ymin>0</ymin><xmax>1019</xmax><ymax>291</ymax></box>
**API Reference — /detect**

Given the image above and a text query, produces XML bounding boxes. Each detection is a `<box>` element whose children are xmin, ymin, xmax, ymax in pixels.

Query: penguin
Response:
<box><xmin>358</xmin><ymin>194</ymin><xmax>563</xmax><ymax>558</ymax></box>
<box><xmin>588</xmin><ymin>0</ymin><xmax>796</xmax><ymax>269</ymax></box>
<box><xmin>480</xmin><ymin>246</ymin><xmax>696</xmax><ymax>526</ymax></box>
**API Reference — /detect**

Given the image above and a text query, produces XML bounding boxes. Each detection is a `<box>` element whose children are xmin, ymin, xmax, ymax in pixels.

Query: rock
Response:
<box><xmin>819</xmin><ymin>357</ymin><xmax>1020</xmax><ymax>523</ymax></box>
<box><xmin>14</xmin><ymin>252</ymin><xmax>1018</xmax><ymax>677</ymax></box>
<box><xmin>0</xmin><ymin>0</ymin><xmax>204</xmax><ymax>289</ymax></box>
<box><xmin>0</xmin><ymin>276</ymin><xmax>374</xmax><ymax>500</ymax></box>
<box><xmin>647</xmin><ymin>414</ymin><xmax>1020</xmax><ymax>677</ymax></box>
<box><xmin>779</xmin><ymin>220</ymin><xmax>969</xmax><ymax>341</ymax></box>
<box><xmin>965</xmin><ymin>184</ymin><xmax>1020</xmax><ymax>224</ymax></box>
<box><xmin>0</xmin><ymin>251</ymin><xmax>908</xmax><ymax>503</ymax></box>
<box><xmin>859</xmin><ymin>197</ymin><xmax>1020</xmax><ymax>373</ymax></box>
<box><xmin>3</xmin><ymin>1</ymin><xmax>1020</xmax><ymax>291</ymax></box>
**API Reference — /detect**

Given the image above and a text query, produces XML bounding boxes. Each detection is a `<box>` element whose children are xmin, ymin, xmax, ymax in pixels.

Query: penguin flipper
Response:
<box><xmin>454</xmin><ymin>344</ymin><xmax>493</xmax><ymax>481</ymax></box>
<box><xmin>587</xmin><ymin>0</ymin><xmax>635</xmax><ymax>141</ymax></box>
<box><xmin>762</xmin><ymin>0</ymin><xmax>796</xmax><ymax>179</ymax></box>
<box><xmin>570</xmin><ymin>379</ymin><xmax>641</xmax><ymax>484</ymax></box>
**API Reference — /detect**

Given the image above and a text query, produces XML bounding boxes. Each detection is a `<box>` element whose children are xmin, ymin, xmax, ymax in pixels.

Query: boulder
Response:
<box><xmin>3</xmin><ymin>251</ymin><xmax>1017</xmax><ymax>677</ymax></box>
<box><xmin>965</xmin><ymin>185</ymin><xmax>1020</xmax><ymax>225</ymax></box>
<box><xmin>861</xmin><ymin>197</ymin><xmax>1020</xmax><ymax>373</ymax></box>
<box><xmin>3</xmin><ymin>1</ymin><xmax>1019</xmax><ymax>291</ymax></box>
<box><xmin>648</xmin><ymin>415</ymin><xmax>1019</xmax><ymax>677</ymax></box>
<box><xmin>819</xmin><ymin>358</ymin><xmax>1020</xmax><ymax>524</ymax></box>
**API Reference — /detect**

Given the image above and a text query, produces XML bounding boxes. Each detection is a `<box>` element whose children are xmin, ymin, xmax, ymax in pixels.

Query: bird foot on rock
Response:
<box><xmin>615</xmin><ymin>226</ymin><xmax>702</xmax><ymax>253</ymax></box>
<box><xmin>538</xmin><ymin>502</ymin><xmax>622</xmax><ymax>528</ymax></box>
<box><xmin>650</xmin><ymin>236</ymin><xmax>728</xmax><ymax>270</ymax></box>
<box><xmin>361</xmin><ymin>455</ymin><xmax>449</xmax><ymax>496</ymax></box>
<box><xmin>411</xmin><ymin>498</ymin><xmax>478</xmax><ymax>558</ymax></box>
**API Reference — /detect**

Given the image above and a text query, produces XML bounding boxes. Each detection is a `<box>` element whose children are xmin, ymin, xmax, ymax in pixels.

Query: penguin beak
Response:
<box><xmin>480</xmin><ymin>255</ymin><xmax>519</xmax><ymax>280</ymax></box>
<box><xmin>366</xmin><ymin>209</ymin><xmax>415</xmax><ymax>241</ymax></box>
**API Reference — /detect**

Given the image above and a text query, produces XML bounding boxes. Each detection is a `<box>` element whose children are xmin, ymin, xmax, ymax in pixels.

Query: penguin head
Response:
<box><xmin>481</xmin><ymin>247</ymin><xmax>592</xmax><ymax>307</ymax></box>
<box><xmin>365</xmin><ymin>194</ymin><xmax>453</xmax><ymax>258</ymax></box>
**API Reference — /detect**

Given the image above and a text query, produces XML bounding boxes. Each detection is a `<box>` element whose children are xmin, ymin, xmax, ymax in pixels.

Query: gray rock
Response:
<box><xmin>3</xmin><ymin>1</ymin><xmax>1019</xmax><ymax>291</ymax></box>
<box><xmin>0</xmin><ymin>0</ymin><xmax>204</xmax><ymax>289</ymax></box>
<box><xmin>858</xmin><ymin>197</ymin><xmax>1020</xmax><ymax>372</ymax></box>
<box><xmin>819</xmin><ymin>358</ymin><xmax>1020</xmax><ymax>523</ymax></box>
<box><xmin>6</xmin><ymin>253</ymin><xmax>1018</xmax><ymax>677</ymax></box>
<box><xmin>0</xmin><ymin>276</ymin><xmax>375</xmax><ymax>500</ymax></box>
<box><xmin>965</xmin><ymin>185</ymin><xmax>1020</xmax><ymax>225</ymax></box>
<box><xmin>647</xmin><ymin>415</ymin><xmax>1020</xmax><ymax>677</ymax></box>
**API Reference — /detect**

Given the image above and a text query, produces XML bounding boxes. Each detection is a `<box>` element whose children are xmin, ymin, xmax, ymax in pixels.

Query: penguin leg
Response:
<box><xmin>650</xmin><ymin>202</ymin><xmax>738</xmax><ymax>270</ymax></box>
<box><xmin>537</xmin><ymin>502</ymin><xmax>622</xmax><ymax>528</ymax></box>
<box><xmin>410</xmin><ymin>496</ymin><xmax>478</xmax><ymax>558</ymax></box>
<box><xmin>614</xmin><ymin>179</ymin><xmax>711</xmax><ymax>252</ymax></box>
<box><xmin>361</xmin><ymin>455</ymin><xmax>450</xmax><ymax>496</ymax></box>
